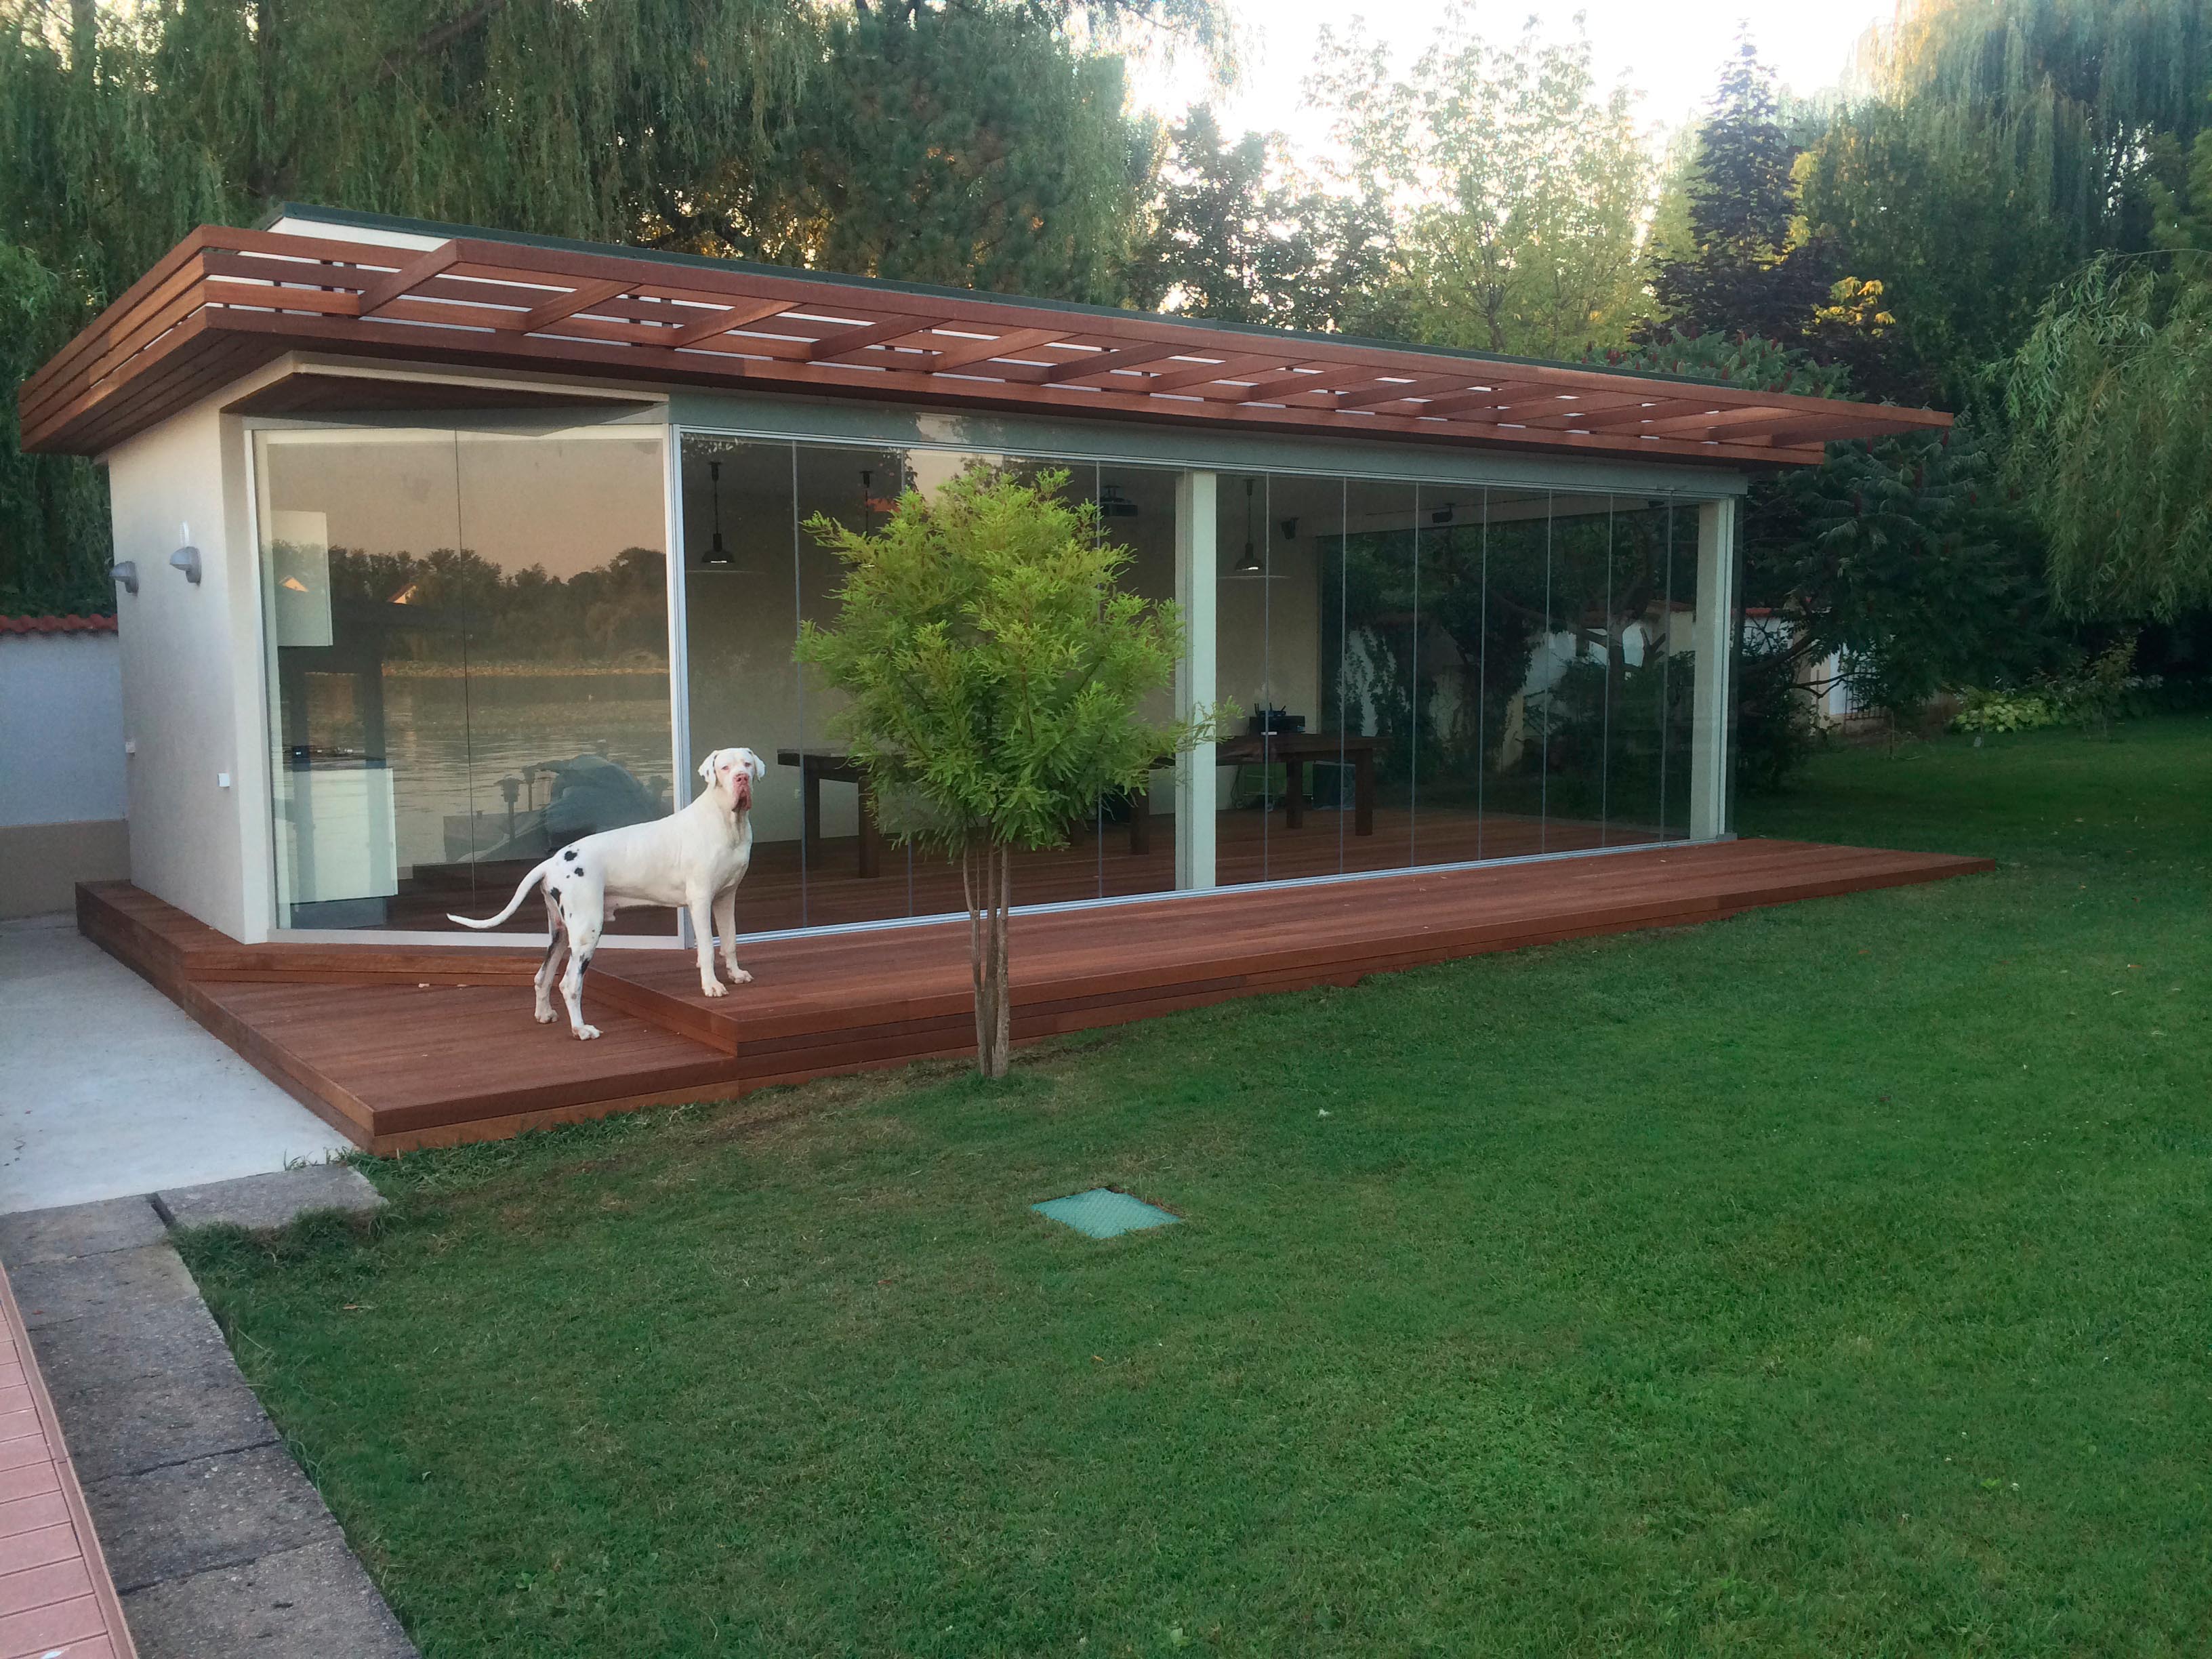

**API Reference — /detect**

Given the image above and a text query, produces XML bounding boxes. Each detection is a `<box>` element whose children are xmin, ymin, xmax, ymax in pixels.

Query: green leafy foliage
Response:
<box><xmin>0</xmin><ymin>236</ymin><xmax>106</xmax><ymax>613</ymax></box>
<box><xmin>796</xmin><ymin>465</ymin><xmax>1195</xmax><ymax>859</ymax></box>
<box><xmin>1951</xmin><ymin>687</ymin><xmax>2064</xmax><ymax>734</ymax></box>
<box><xmin>1305</xmin><ymin>9</ymin><xmax>1652</xmax><ymax>356</ymax></box>
<box><xmin>2000</xmin><ymin>261</ymin><xmax>2212</xmax><ymax>621</ymax></box>
<box><xmin>669</xmin><ymin>3</ymin><xmax>1150</xmax><ymax>303</ymax></box>
<box><xmin>1126</xmin><ymin>105</ymin><xmax>1394</xmax><ymax>332</ymax></box>
<box><xmin>1800</xmin><ymin>0</ymin><xmax>2212</xmax><ymax>403</ymax></box>
<box><xmin>1647</xmin><ymin>35</ymin><xmax>1838</xmax><ymax>351</ymax></box>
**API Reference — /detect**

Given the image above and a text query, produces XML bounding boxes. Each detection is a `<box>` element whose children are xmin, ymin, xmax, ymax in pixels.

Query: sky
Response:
<box><xmin>1134</xmin><ymin>0</ymin><xmax>1902</xmax><ymax>156</ymax></box>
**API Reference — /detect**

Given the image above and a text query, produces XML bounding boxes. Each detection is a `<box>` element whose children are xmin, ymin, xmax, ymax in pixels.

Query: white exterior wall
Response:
<box><xmin>106</xmin><ymin>398</ymin><xmax>272</xmax><ymax>941</ymax></box>
<box><xmin>0</xmin><ymin>633</ymin><xmax>123</xmax><ymax>827</ymax></box>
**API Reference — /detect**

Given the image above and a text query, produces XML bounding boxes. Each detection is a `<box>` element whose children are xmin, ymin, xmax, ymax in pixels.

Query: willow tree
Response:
<box><xmin>0</xmin><ymin>0</ymin><xmax>1223</xmax><ymax>612</ymax></box>
<box><xmin>0</xmin><ymin>0</ymin><xmax>821</xmax><ymax>611</ymax></box>
<box><xmin>667</xmin><ymin>1</ymin><xmax>1152</xmax><ymax>303</ymax></box>
<box><xmin>1799</xmin><ymin>0</ymin><xmax>2212</xmax><ymax>401</ymax></box>
<box><xmin>2002</xmin><ymin>261</ymin><xmax>2212</xmax><ymax>621</ymax></box>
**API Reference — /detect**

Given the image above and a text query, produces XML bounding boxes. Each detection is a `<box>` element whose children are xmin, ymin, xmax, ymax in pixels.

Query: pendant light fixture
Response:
<box><xmin>701</xmin><ymin>459</ymin><xmax>733</xmax><ymax>567</ymax></box>
<box><xmin>1237</xmin><ymin>476</ymin><xmax>1263</xmax><ymax>573</ymax></box>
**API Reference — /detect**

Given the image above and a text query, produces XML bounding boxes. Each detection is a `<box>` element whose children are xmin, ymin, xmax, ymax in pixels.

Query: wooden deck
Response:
<box><xmin>79</xmin><ymin>838</ymin><xmax>1993</xmax><ymax>1154</ymax></box>
<box><xmin>0</xmin><ymin>1267</ymin><xmax>136</xmax><ymax>1659</ymax></box>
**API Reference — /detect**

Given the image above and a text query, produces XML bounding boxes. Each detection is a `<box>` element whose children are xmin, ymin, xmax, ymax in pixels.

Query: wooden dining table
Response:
<box><xmin>777</xmin><ymin>749</ymin><xmax>884</xmax><ymax>878</ymax></box>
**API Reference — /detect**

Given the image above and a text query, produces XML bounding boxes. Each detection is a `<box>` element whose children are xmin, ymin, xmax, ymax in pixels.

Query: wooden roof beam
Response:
<box><xmin>663</xmin><ymin>296</ymin><xmax>804</xmax><ymax>350</ymax></box>
<box><xmin>1042</xmin><ymin>340</ymin><xmax>1195</xmax><ymax>385</ymax></box>
<box><xmin>923</xmin><ymin>327</ymin><xmax>1071</xmax><ymax>372</ymax></box>
<box><xmin>1228</xmin><ymin>361</ymin><xmax>1412</xmax><ymax>404</ymax></box>
<box><xmin>1134</xmin><ymin>353</ymin><xmax>1287</xmax><ymax>394</ymax></box>
<box><xmin>353</xmin><ymin>242</ymin><xmax>462</xmax><ymax>319</ymax></box>
<box><xmin>1635</xmin><ymin>405</ymin><xmax>1776</xmax><ymax>438</ymax></box>
<box><xmin>807</xmin><ymin>313</ymin><xmax>941</xmax><ymax>363</ymax></box>
<box><xmin>1525</xmin><ymin>396</ymin><xmax>1708</xmax><ymax>432</ymax></box>
<box><xmin>513</xmin><ymin>278</ymin><xmax>633</xmax><ymax>334</ymax></box>
<box><xmin>1406</xmin><ymin>383</ymin><xmax>1543</xmax><ymax>419</ymax></box>
<box><xmin>1328</xmin><ymin>374</ymin><xmax>1486</xmax><ymax>411</ymax></box>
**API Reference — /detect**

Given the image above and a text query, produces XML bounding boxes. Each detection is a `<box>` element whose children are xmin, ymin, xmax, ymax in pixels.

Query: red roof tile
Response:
<box><xmin>0</xmin><ymin>615</ymin><xmax>117</xmax><ymax>636</ymax></box>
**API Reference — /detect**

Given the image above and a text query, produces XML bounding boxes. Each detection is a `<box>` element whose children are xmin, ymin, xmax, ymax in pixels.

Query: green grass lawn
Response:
<box><xmin>184</xmin><ymin>716</ymin><xmax>2212</xmax><ymax>1658</ymax></box>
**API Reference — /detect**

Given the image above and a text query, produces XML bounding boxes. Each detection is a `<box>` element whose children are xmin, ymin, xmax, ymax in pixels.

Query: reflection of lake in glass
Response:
<box><xmin>373</xmin><ymin>671</ymin><xmax>672</xmax><ymax>873</ymax></box>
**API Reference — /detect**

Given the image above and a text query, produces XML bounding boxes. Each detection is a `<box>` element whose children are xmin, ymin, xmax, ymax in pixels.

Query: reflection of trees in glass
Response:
<box><xmin>312</xmin><ymin>545</ymin><xmax>668</xmax><ymax>664</ymax></box>
<box><xmin>1324</xmin><ymin>502</ymin><xmax>1694</xmax><ymax>821</ymax></box>
<box><xmin>1530</xmin><ymin>510</ymin><xmax>1690</xmax><ymax>822</ymax></box>
<box><xmin>1324</xmin><ymin>530</ymin><xmax>1416</xmax><ymax>790</ymax></box>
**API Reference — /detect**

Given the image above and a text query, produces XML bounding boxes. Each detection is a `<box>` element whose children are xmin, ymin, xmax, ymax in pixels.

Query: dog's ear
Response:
<box><xmin>746</xmin><ymin>750</ymin><xmax>765</xmax><ymax>781</ymax></box>
<box><xmin>697</xmin><ymin>752</ymin><xmax>720</xmax><ymax>786</ymax></box>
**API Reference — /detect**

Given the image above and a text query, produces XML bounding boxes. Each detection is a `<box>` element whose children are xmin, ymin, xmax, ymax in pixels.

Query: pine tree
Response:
<box><xmin>1647</xmin><ymin>33</ymin><xmax>1835</xmax><ymax>347</ymax></box>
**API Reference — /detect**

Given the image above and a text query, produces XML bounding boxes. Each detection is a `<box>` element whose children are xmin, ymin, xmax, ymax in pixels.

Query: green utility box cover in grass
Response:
<box><xmin>1032</xmin><ymin>1189</ymin><xmax>1180</xmax><ymax>1239</ymax></box>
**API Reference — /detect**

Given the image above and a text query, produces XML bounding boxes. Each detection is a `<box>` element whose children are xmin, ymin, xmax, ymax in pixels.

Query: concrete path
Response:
<box><xmin>0</xmin><ymin>918</ymin><xmax>352</xmax><ymax>1216</ymax></box>
<box><xmin>0</xmin><ymin>1170</ymin><xmax>413</xmax><ymax>1658</ymax></box>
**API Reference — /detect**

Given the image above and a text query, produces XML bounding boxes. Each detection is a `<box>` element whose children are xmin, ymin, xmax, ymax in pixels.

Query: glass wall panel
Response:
<box><xmin>258</xmin><ymin>424</ymin><xmax>672</xmax><ymax>934</ymax></box>
<box><xmin>1473</xmin><ymin>489</ymin><xmax>1551</xmax><ymax>859</ymax></box>
<box><xmin>1412</xmin><ymin>484</ymin><xmax>1487</xmax><ymax>866</ymax></box>
<box><xmin>1540</xmin><ymin>491</ymin><xmax>1616</xmax><ymax>854</ymax></box>
<box><xmin>795</xmin><ymin>443</ymin><xmax>915</xmax><ymax>927</ymax></box>
<box><xmin>1597</xmin><ymin>498</ymin><xmax>1684</xmax><ymax>846</ymax></box>
<box><xmin>1214</xmin><ymin>472</ymin><xmax>1269</xmax><ymax>884</ymax></box>
<box><xmin>1097</xmin><ymin>462</ymin><xmax>1183</xmax><ymax>899</ymax></box>
<box><xmin>680</xmin><ymin>438</ymin><xmax>1190</xmax><ymax>936</ymax></box>
<box><xmin>1664</xmin><ymin>504</ymin><xmax>1700</xmax><ymax>839</ymax></box>
<box><xmin>682</xmin><ymin>435</ymin><xmax>804</xmax><ymax>933</ymax></box>
<box><xmin>1330</xmin><ymin>478</ymin><xmax>1418</xmax><ymax>874</ymax></box>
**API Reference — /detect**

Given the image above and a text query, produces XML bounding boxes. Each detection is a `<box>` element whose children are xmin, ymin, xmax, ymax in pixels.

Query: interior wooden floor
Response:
<box><xmin>384</xmin><ymin>807</ymin><xmax>1662</xmax><ymax>935</ymax></box>
<box><xmin>79</xmin><ymin>836</ymin><xmax>1994</xmax><ymax>1155</ymax></box>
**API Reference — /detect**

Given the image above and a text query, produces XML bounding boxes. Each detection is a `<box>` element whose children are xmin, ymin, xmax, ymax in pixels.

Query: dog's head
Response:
<box><xmin>698</xmin><ymin>747</ymin><xmax>764</xmax><ymax>813</ymax></box>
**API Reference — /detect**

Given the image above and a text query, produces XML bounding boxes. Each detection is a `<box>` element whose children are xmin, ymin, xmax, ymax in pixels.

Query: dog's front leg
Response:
<box><xmin>689</xmin><ymin>893</ymin><xmax>726</xmax><ymax>997</ymax></box>
<box><xmin>713</xmin><ymin>886</ymin><xmax>752</xmax><ymax>985</ymax></box>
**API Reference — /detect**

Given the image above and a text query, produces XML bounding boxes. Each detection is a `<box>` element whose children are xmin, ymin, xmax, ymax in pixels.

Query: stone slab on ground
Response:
<box><xmin>120</xmin><ymin>1537</ymin><xmax>416</xmax><ymax>1659</ymax></box>
<box><xmin>85</xmin><ymin>1446</ymin><xmax>342</xmax><ymax>1595</ymax></box>
<box><xmin>0</xmin><ymin>1192</ymin><xmax>419</xmax><ymax>1657</ymax></box>
<box><xmin>40</xmin><ymin>1353</ymin><xmax>283</xmax><ymax>1487</ymax></box>
<box><xmin>9</xmin><ymin>1244</ymin><xmax>204</xmax><ymax>1332</ymax></box>
<box><xmin>0</xmin><ymin>1195</ymin><xmax>165</xmax><ymax>1265</ymax></box>
<box><xmin>152</xmin><ymin>1165</ymin><xmax>386</xmax><ymax>1233</ymax></box>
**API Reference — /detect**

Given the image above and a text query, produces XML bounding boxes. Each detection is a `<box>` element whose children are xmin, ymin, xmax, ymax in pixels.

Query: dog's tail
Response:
<box><xmin>446</xmin><ymin>856</ymin><xmax>558</xmax><ymax>930</ymax></box>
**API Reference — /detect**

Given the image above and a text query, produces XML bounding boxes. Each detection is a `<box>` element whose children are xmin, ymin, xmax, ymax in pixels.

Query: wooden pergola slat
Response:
<box><xmin>16</xmin><ymin>223</ymin><xmax>1954</xmax><ymax>466</ymax></box>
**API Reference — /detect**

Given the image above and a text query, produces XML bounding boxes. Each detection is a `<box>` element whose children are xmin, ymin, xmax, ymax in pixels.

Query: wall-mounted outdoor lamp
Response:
<box><xmin>169</xmin><ymin>544</ymin><xmax>203</xmax><ymax>584</ymax></box>
<box><xmin>112</xmin><ymin>560</ymin><xmax>138</xmax><ymax>595</ymax></box>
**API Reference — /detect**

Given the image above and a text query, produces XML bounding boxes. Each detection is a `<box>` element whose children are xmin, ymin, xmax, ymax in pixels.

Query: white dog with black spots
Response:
<box><xmin>449</xmin><ymin>746</ymin><xmax>765</xmax><ymax>1039</ymax></box>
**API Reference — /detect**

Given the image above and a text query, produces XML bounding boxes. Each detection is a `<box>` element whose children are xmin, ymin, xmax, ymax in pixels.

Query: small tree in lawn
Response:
<box><xmin>798</xmin><ymin>465</ymin><xmax>1208</xmax><ymax>1079</ymax></box>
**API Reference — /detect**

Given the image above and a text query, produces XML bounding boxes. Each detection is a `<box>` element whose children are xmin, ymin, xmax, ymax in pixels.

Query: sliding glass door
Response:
<box><xmin>255</xmin><ymin>422</ymin><xmax>674</xmax><ymax>934</ymax></box>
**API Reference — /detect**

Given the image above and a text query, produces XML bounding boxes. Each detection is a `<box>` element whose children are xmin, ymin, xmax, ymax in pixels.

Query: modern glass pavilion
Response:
<box><xmin>21</xmin><ymin>205</ymin><xmax>1951</xmax><ymax>949</ymax></box>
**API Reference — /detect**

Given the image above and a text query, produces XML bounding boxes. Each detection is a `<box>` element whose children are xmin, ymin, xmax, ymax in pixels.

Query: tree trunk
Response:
<box><xmin>964</xmin><ymin>841</ymin><xmax>1012</xmax><ymax>1079</ymax></box>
